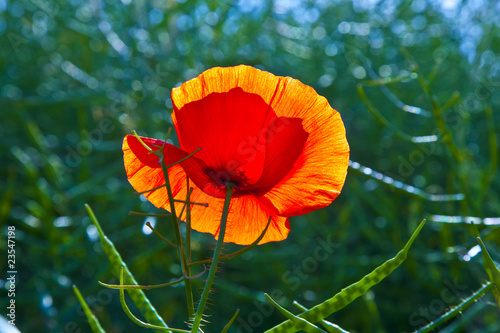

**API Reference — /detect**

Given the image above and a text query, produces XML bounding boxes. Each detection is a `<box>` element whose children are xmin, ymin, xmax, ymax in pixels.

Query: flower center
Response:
<box><xmin>202</xmin><ymin>166</ymin><xmax>250</xmax><ymax>198</ymax></box>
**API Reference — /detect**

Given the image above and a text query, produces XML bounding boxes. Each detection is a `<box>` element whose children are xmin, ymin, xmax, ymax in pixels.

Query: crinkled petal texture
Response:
<box><xmin>123</xmin><ymin>65</ymin><xmax>349</xmax><ymax>245</ymax></box>
<box><xmin>123</xmin><ymin>135</ymin><xmax>291</xmax><ymax>245</ymax></box>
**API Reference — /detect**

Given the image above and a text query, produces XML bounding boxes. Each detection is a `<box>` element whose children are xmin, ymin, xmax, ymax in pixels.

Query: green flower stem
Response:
<box><xmin>159</xmin><ymin>151</ymin><xmax>195</xmax><ymax>318</ymax></box>
<box><xmin>185</xmin><ymin>179</ymin><xmax>193</xmax><ymax>265</ymax></box>
<box><xmin>145</xmin><ymin>222</ymin><xmax>177</xmax><ymax>248</ymax></box>
<box><xmin>132</xmin><ymin>131</ymin><xmax>200</xmax><ymax>317</ymax></box>
<box><xmin>191</xmin><ymin>183</ymin><xmax>235</xmax><ymax>332</ymax></box>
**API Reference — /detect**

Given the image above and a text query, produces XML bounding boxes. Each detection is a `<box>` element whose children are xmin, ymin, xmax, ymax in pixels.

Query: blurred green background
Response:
<box><xmin>1</xmin><ymin>0</ymin><xmax>500</xmax><ymax>332</ymax></box>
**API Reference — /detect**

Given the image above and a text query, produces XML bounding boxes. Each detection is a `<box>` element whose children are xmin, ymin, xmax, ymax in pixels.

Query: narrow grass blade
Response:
<box><xmin>354</xmin><ymin>46</ymin><xmax>431</xmax><ymax>117</ymax></box>
<box><xmin>349</xmin><ymin>161</ymin><xmax>464</xmax><ymax>201</ymax></box>
<box><xmin>73</xmin><ymin>285</ymin><xmax>107</xmax><ymax>333</ymax></box>
<box><xmin>266</xmin><ymin>220</ymin><xmax>425</xmax><ymax>332</ymax></box>
<box><xmin>293</xmin><ymin>301</ymin><xmax>349</xmax><ymax>333</ymax></box>
<box><xmin>414</xmin><ymin>282</ymin><xmax>494</xmax><ymax>333</ymax></box>
<box><xmin>400</xmin><ymin>47</ymin><xmax>463</xmax><ymax>164</ymax></box>
<box><xmin>476</xmin><ymin>238</ymin><xmax>500</xmax><ymax>295</ymax></box>
<box><xmin>221</xmin><ymin>309</ymin><xmax>240</xmax><ymax>333</ymax></box>
<box><xmin>431</xmin><ymin>215</ymin><xmax>500</xmax><ymax>225</ymax></box>
<box><xmin>357</xmin><ymin>84</ymin><xmax>437</xmax><ymax>143</ymax></box>
<box><xmin>439</xmin><ymin>302</ymin><xmax>488</xmax><ymax>333</ymax></box>
<box><xmin>84</xmin><ymin>204</ymin><xmax>169</xmax><ymax>331</ymax></box>
<box><xmin>117</xmin><ymin>268</ymin><xmax>190</xmax><ymax>332</ymax></box>
<box><xmin>264</xmin><ymin>294</ymin><xmax>326</xmax><ymax>333</ymax></box>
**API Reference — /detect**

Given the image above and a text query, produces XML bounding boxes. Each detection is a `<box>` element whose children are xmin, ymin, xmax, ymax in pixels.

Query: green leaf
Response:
<box><xmin>266</xmin><ymin>220</ymin><xmax>426</xmax><ymax>332</ymax></box>
<box><xmin>476</xmin><ymin>238</ymin><xmax>500</xmax><ymax>295</ymax></box>
<box><xmin>73</xmin><ymin>285</ymin><xmax>106</xmax><ymax>333</ymax></box>
<box><xmin>85</xmin><ymin>204</ymin><xmax>170</xmax><ymax>332</ymax></box>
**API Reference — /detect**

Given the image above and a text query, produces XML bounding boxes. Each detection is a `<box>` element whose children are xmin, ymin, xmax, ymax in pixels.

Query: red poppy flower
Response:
<box><xmin>123</xmin><ymin>65</ymin><xmax>349</xmax><ymax>245</ymax></box>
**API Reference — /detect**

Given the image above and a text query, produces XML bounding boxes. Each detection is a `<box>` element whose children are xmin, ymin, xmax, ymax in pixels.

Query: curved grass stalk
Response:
<box><xmin>164</xmin><ymin>147</ymin><xmax>202</xmax><ymax>169</ymax></box>
<box><xmin>145</xmin><ymin>221</ymin><xmax>177</xmax><ymax>248</ymax></box>
<box><xmin>190</xmin><ymin>183</ymin><xmax>234</xmax><ymax>332</ymax></box>
<box><xmin>400</xmin><ymin>48</ymin><xmax>464</xmax><ymax>168</ymax></box>
<box><xmin>221</xmin><ymin>309</ymin><xmax>240</xmax><ymax>333</ymax></box>
<box><xmin>357</xmin><ymin>84</ymin><xmax>437</xmax><ymax>143</ymax></box>
<box><xmin>398</xmin><ymin>49</ymin><xmax>491</xmax><ymax>241</ymax></box>
<box><xmin>132</xmin><ymin>129</ymin><xmax>157</xmax><ymax>153</ymax></box>
<box><xmin>73</xmin><ymin>285</ymin><xmax>106</xmax><ymax>333</ymax></box>
<box><xmin>439</xmin><ymin>91</ymin><xmax>461</xmax><ymax>114</ymax></box>
<box><xmin>356</xmin><ymin>48</ymin><xmax>431</xmax><ymax>117</ymax></box>
<box><xmin>266</xmin><ymin>220</ymin><xmax>425</xmax><ymax>332</ymax></box>
<box><xmin>438</xmin><ymin>302</ymin><xmax>489</xmax><ymax>333</ymax></box>
<box><xmin>427</xmin><ymin>52</ymin><xmax>445</xmax><ymax>83</ymax></box>
<box><xmin>136</xmin><ymin>183</ymin><xmax>167</xmax><ymax>195</ymax></box>
<box><xmin>481</xmin><ymin>105</ymin><xmax>498</xmax><ymax>201</ymax></box>
<box><xmin>476</xmin><ymin>238</ymin><xmax>500</xmax><ymax>294</ymax></box>
<box><xmin>99</xmin><ymin>266</ymin><xmax>206</xmax><ymax>290</ymax></box>
<box><xmin>99</xmin><ymin>278</ymin><xmax>184</xmax><ymax>290</ymax></box>
<box><xmin>153</xmin><ymin>132</ymin><xmax>196</xmax><ymax>318</ymax></box>
<box><xmin>349</xmin><ymin>160</ymin><xmax>465</xmax><ymax>201</ymax></box>
<box><xmin>486</xmin><ymin>105</ymin><xmax>498</xmax><ymax>179</ymax></box>
<box><xmin>431</xmin><ymin>215</ymin><xmax>500</xmax><ymax>225</ymax></box>
<box><xmin>363</xmin><ymin>71</ymin><xmax>418</xmax><ymax>87</ymax></box>
<box><xmin>414</xmin><ymin>282</ymin><xmax>494</xmax><ymax>333</ymax></box>
<box><xmin>84</xmin><ymin>204</ymin><xmax>169</xmax><ymax>329</ymax></box>
<box><xmin>118</xmin><ymin>267</ymin><xmax>191</xmax><ymax>332</ymax></box>
<box><xmin>132</xmin><ymin>131</ymin><xmax>207</xmax><ymax>319</ymax></box>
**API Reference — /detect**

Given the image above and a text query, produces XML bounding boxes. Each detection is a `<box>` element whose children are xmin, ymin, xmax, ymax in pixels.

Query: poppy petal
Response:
<box><xmin>171</xmin><ymin>65</ymin><xmax>283</xmax><ymax>110</ymax></box>
<box><xmin>248</xmin><ymin>117</ymin><xmax>308</xmax><ymax>195</ymax></box>
<box><xmin>171</xmin><ymin>65</ymin><xmax>349</xmax><ymax>217</ymax></box>
<box><xmin>187</xmin><ymin>188</ymin><xmax>290</xmax><ymax>245</ymax></box>
<box><xmin>123</xmin><ymin>134</ymin><xmax>217</xmax><ymax>210</ymax></box>
<box><xmin>173</xmin><ymin>87</ymin><xmax>282</xmax><ymax>188</ymax></box>
<box><xmin>255</xmin><ymin>72</ymin><xmax>349</xmax><ymax>217</ymax></box>
<box><xmin>261</xmin><ymin>113</ymin><xmax>349</xmax><ymax>217</ymax></box>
